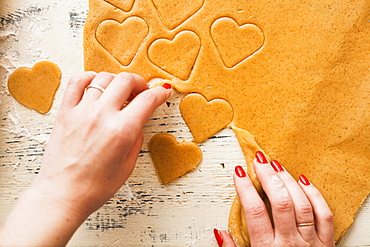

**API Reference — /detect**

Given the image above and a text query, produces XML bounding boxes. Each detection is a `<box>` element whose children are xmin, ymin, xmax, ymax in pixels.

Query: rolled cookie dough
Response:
<box><xmin>84</xmin><ymin>0</ymin><xmax>370</xmax><ymax>243</ymax></box>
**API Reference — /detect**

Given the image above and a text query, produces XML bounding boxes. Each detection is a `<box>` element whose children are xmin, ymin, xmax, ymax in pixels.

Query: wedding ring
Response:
<box><xmin>297</xmin><ymin>221</ymin><xmax>315</xmax><ymax>227</ymax></box>
<box><xmin>86</xmin><ymin>84</ymin><xmax>105</xmax><ymax>93</ymax></box>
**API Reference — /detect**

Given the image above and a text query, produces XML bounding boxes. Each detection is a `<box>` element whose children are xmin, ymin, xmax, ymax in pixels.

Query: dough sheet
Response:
<box><xmin>84</xmin><ymin>0</ymin><xmax>370</xmax><ymax>243</ymax></box>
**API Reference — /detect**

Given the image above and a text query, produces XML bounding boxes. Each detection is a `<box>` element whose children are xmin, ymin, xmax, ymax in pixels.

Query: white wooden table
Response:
<box><xmin>1</xmin><ymin>0</ymin><xmax>369</xmax><ymax>246</ymax></box>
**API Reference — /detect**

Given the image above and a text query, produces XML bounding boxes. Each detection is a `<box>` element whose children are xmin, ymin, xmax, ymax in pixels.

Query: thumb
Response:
<box><xmin>121</xmin><ymin>84</ymin><xmax>172</xmax><ymax>129</ymax></box>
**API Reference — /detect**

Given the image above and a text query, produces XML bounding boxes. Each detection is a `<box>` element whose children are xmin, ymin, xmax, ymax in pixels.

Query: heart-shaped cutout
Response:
<box><xmin>180</xmin><ymin>93</ymin><xmax>234</xmax><ymax>143</ymax></box>
<box><xmin>149</xmin><ymin>133</ymin><xmax>202</xmax><ymax>184</ymax></box>
<box><xmin>104</xmin><ymin>0</ymin><xmax>135</xmax><ymax>12</ymax></box>
<box><xmin>7</xmin><ymin>61</ymin><xmax>61</xmax><ymax>114</ymax></box>
<box><xmin>151</xmin><ymin>0</ymin><xmax>204</xmax><ymax>30</ymax></box>
<box><xmin>211</xmin><ymin>17</ymin><xmax>264</xmax><ymax>68</ymax></box>
<box><xmin>148</xmin><ymin>31</ymin><xmax>201</xmax><ymax>80</ymax></box>
<box><xmin>96</xmin><ymin>17</ymin><xmax>149</xmax><ymax>66</ymax></box>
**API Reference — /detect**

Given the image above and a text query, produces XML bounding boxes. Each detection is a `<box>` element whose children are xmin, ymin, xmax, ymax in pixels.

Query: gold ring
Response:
<box><xmin>297</xmin><ymin>222</ymin><xmax>315</xmax><ymax>227</ymax></box>
<box><xmin>86</xmin><ymin>84</ymin><xmax>105</xmax><ymax>93</ymax></box>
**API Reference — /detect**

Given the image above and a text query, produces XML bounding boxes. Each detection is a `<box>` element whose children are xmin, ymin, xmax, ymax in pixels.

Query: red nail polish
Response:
<box><xmin>256</xmin><ymin>151</ymin><xmax>268</xmax><ymax>164</ymax></box>
<box><xmin>235</xmin><ymin>165</ymin><xmax>246</xmax><ymax>178</ymax></box>
<box><xmin>162</xmin><ymin>83</ymin><xmax>171</xmax><ymax>90</ymax></box>
<box><xmin>299</xmin><ymin>174</ymin><xmax>311</xmax><ymax>186</ymax></box>
<box><xmin>128</xmin><ymin>92</ymin><xmax>137</xmax><ymax>101</ymax></box>
<box><xmin>214</xmin><ymin>228</ymin><xmax>223</xmax><ymax>247</ymax></box>
<box><xmin>271</xmin><ymin>160</ymin><xmax>284</xmax><ymax>172</ymax></box>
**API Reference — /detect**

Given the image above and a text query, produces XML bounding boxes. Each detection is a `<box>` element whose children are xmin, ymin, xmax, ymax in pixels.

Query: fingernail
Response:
<box><xmin>256</xmin><ymin>151</ymin><xmax>268</xmax><ymax>164</ymax></box>
<box><xmin>214</xmin><ymin>228</ymin><xmax>223</xmax><ymax>247</ymax></box>
<box><xmin>128</xmin><ymin>92</ymin><xmax>137</xmax><ymax>101</ymax></box>
<box><xmin>271</xmin><ymin>160</ymin><xmax>284</xmax><ymax>172</ymax></box>
<box><xmin>299</xmin><ymin>174</ymin><xmax>311</xmax><ymax>186</ymax></box>
<box><xmin>162</xmin><ymin>83</ymin><xmax>172</xmax><ymax>90</ymax></box>
<box><xmin>235</xmin><ymin>165</ymin><xmax>246</xmax><ymax>178</ymax></box>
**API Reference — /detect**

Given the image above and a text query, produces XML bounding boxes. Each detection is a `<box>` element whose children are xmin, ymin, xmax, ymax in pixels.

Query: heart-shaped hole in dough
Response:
<box><xmin>148</xmin><ymin>31</ymin><xmax>201</xmax><ymax>80</ymax></box>
<box><xmin>96</xmin><ymin>17</ymin><xmax>149</xmax><ymax>66</ymax></box>
<box><xmin>211</xmin><ymin>17</ymin><xmax>264</xmax><ymax>68</ymax></box>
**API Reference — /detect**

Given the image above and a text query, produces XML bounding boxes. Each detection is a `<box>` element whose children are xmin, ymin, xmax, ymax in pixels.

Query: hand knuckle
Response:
<box><xmin>245</xmin><ymin>202</ymin><xmax>266</xmax><ymax>219</ymax></box>
<box><xmin>67</xmin><ymin>71</ymin><xmax>97</xmax><ymax>86</ymax></box>
<box><xmin>117</xmin><ymin>72</ymin><xmax>143</xmax><ymax>83</ymax></box>
<box><xmin>322</xmin><ymin>212</ymin><xmax>334</xmax><ymax>224</ymax></box>
<box><xmin>112</xmin><ymin>118</ymin><xmax>135</xmax><ymax>135</ymax></box>
<box><xmin>299</xmin><ymin>204</ymin><xmax>313</xmax><ymax>215</ymax></box>
<box><xmin>118</xmin><ymin>72</ymin><xmax>133</xmax><ymax>80</ymax></box>
<box><xmin>274</xmin><ymin>198</ymin><xmax>293</xmax><ymax>212</ymax></box>
<box><xmin>68</xmin><ymin>75</ymin><xmax>83</xmax><ymax>86</ymax></box>
<box><xmin>97</xmin><ymin>71</ymin><xmax>113</xmax><ymax>77</ymax></box>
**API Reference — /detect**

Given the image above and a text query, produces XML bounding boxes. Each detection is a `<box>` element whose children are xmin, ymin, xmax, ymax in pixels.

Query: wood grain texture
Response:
<box><xmin>0</xmin><ymin>0</ymin><xmax>369</xmax><ymax>246</ymax></box>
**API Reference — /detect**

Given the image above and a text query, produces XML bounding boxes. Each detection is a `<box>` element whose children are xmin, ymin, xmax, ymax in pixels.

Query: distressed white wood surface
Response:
<box><xmin>0</xmin><ymin>1</ymin><xmax>369</xmax><ymax>246</ymax></box>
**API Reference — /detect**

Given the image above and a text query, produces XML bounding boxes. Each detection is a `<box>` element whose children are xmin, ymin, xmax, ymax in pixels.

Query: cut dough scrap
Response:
<box><xmin>148</xmin><ymin>31</ymin><xmax>201</xmax><ymax>80</ymax></box>
<box><xmin>151</xmin><ymin>0</ymin><xmax>204</xmax><ymax>30</ymax></box>
<box><xmin>180</xmin><ymin>93</ymin><xmax>233</xmax><ymax>143</ymax></box>
<box><xmin>148</xmin><ymin>133</ymin><xmax>202</xmax><ymax>184</ymax></box>
<box><xmin>229</xmin><ymin>126</ymin><xmax>272</xmax><ymax>246</ymax></box>
<box><xmin>7</xmin><ymin>61</ymin><xmax>61</xmax><ymax>114</ymax></box>
<box><xmin>232</xmin><ymin>126</ymin><xmax>268</xmax><ymax>192</ymax></box>
<box><xmin>104</xmin><ymin>0</ymin><xmax>135</xmax><ymax>12</ymax></box>
<box><xmin>96</xmin><ymin>17</ymin><xmax>149</xmax><ymax>66</ymax></box>
<box><xmin>84</xmin><ymin>0</ymin><xmax>370</xmax><ymax>242</ymax></box>
<box><xmin>211</xmin><ymin>17</ymin><xmax>264</xmax><ymax>68</ymax></box>
<box><xmin>229</xmin><ymin>195</ymin><xmax>249</xmax><ymax>247</ymax></box>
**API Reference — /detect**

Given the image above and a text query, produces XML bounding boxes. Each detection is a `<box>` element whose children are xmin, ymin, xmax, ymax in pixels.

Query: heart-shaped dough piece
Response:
<box><xmin>149</xmin><ymin>133</ymin><xmax>202</xmax><ymax>184</ymax></box>
<box><xmin>180</xmin><ymin>93</ymin><xmax>233</xmax><ymax>143</ymax></box>
<box><xmin>96</xmin><ymin>17</ymin><xmax>149</xmax><ymax>66</ymax></box>
<box><xmin>104</xmin><ymin>0</ymin><xmax>135</xmax><ymax>12</ymax></box>
<box><xmin>7</xmin><ymin>61</ymin><xmax>61</xmax><ymax>114</ymax></box>
<box><xmin>211</xmin><ymin>17</ymin><xmax>264</xmax><ymax>68</ymax></box>
<box><xmin>148</xmin><ymin>31</ymin><xmax>201</xmax><ymax>80</ymax></box>
<box><xmin>151</xmin><ymin>0</ymin><xmax>204</xmax><ymax>30</ymax></box>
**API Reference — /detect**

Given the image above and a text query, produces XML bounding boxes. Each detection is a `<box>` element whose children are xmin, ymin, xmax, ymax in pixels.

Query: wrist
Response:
<box><xmin>0</xmin><ymin>179</ymin><xmax>87</xmax><ymax>247</ymax></box>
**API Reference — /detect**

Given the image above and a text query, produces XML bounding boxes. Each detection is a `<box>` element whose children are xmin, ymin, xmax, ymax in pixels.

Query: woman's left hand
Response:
<box><xmin>0</xmin><ymin>72</ymin><xmax>171</xmax><ymax>246</ymax></box>
<box><xmin>215</xmin><ymin>151</ymin><xmax>335</xmax><ymax>247</ymax></box>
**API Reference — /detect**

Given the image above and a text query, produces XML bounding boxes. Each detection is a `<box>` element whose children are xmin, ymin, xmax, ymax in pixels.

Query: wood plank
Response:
<box><xmin>0</xmin><ymin>0</ymin><xmax>369</xmax><ymax>246</ymax></box>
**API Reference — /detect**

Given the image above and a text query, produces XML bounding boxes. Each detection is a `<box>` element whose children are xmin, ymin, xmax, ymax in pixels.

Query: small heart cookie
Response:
<box><xmin>149</xmin><ymin>133</ymin><xmax>202</xmax><ymax>184</ymax></box>
<box><xmin>7</xmin><ymin>61</ymin><xmax>61</xmax><ymax>114</ymax></box>
<box><xmin>180</xmin><ymin>93</ymin><xmax>233</xmax><ymax>143</ymax></box>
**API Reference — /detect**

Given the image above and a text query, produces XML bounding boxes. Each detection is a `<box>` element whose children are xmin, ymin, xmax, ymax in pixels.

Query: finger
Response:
<box><xmin>253</xmin><ymin>152</ymin><xmax>297</xmax><ymax>238</ymax></box>
<box><xmin>272</xmin><ymin>160</ymin><xmax>315</xmax><ymax>241</ymax></box>
<box><xmin>83</xmin><ymin>72</ymin><xmax>115</xmax><ymax>102</ymax></box>
<box><xmin>214</xmin><ymin>229</ymin><xmax>237</xmax><ymax>247</ymax></box>
<box><xmin>61</xmin><ymin>71</ymin><xmax>97</xmax><ymax>109</ymax></box>
<box><xmin>299</xmin><ymin>175</ymin><xmax>335</xmax><ymax>247</ymax></box>
<box><xmin>233</xmin><ymin>165</ymin><xmax>274</xmax><ymax>246</ymax></box>
<box><xmin>121</xmin><ymin>131</ymin><xmax>144</xmax><ymax>181</ymax></box>
<box><xmin>99</xmin><ymin>72</ymin><xmax>149</xmax><ymax>110</ymax></box>
<box><xmin>119</xmin><ymin>85</ymin><xmax>171</xmax><ymax>133</ymax></box>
